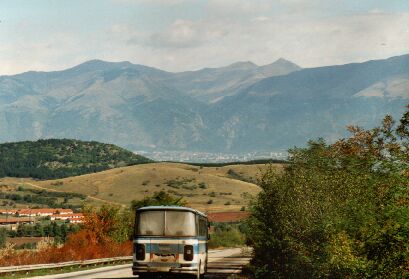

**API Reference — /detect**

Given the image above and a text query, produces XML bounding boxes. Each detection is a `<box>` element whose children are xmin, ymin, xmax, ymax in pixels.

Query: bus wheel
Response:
<box><xmin>195</xmin><ymin>261</ymin><xmax>201</xmax><ymax>279</ymax></box>
<box><xmin>202</xmin><ymin>260</ymin><xmax>206</xmax><ymax>279</ymax></box>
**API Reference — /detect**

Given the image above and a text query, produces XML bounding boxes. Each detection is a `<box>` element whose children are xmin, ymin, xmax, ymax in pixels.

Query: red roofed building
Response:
<box><xmin>0</xmin><ymin>217</ymin><xmax>34</xmax><ymax>230</ymax></box>
<box><xmin>50</xmin><ymin>213</ymin><xmax>84</xmax><ymax>223</ymax></box>
<box><xmin>0</xmin><ymin>209</ymin><xmax>18</xmax><ymax>215</ymax></box>
<box><xmin>18</xmin><ymin>208</ymin><xmax>73</xmax><ymax>217</ymax></box>
<box><xmin>0</xmin><ymin>217</ymin><xmax>33</xmax><ymax>225</ymax></box>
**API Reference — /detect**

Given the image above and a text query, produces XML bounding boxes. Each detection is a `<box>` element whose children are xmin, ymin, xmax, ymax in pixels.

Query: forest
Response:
<box><xmin>0</xmin><ymin>139</ymin><xmax>151</xmax><ymax>179</ymax></box>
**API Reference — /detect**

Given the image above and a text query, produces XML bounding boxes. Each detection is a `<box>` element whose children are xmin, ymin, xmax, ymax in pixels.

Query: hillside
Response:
<box><xmin>0</xmin><ymin>139</ymin><xmax>152</xmax><ymax>179</ymax></box>
<box><xmin>0</xmin><ymin>162</ymin><xmax>280</xmax><ymax>212</ymax></box>
<box><xmin>0</xmin><ymin>55</ymin><xmax>407</xmax><ymax>152</ymax></box>
<box><xmin>162</xmin><ymin>58</ymin><xmax>301</xmax><ymax>102</ymax></box>
<box><xmin>208</xmin><ymin>54</ymin><xmax>409</xmax><ymax>151</ymax></box>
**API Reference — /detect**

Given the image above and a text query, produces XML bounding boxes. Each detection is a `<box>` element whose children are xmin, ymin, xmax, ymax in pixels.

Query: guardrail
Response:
<box><xmin>0</xmin><ymin>256</ymin><xmax>133</xmax><ymax>275</ymax></box>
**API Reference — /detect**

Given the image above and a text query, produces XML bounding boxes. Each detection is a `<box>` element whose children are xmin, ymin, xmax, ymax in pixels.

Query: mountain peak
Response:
<box><xmin>269</xmin><ymin>58</ymin><xmax>300</xmax><ymax>68</ymax></box>
<box><xmin>226</xmin><ymin>61</ymin><xmax>258</xmax><ymax>70</ymax></box>
<box><xmin>72</xmin><ymin>59</ymin><xmax>133</xmax><ymax>71</ymax></box>
<box><xmin>256</xmin><ymin>58</ymin><xmax>301</xmax><ymax>77</ymax></box>
<box><xmin>276</xmin><ymin>57</ymin><xmax>290</xmax><ymax>63</ymax></box>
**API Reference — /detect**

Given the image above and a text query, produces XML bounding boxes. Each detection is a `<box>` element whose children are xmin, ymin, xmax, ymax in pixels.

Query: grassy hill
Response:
<box><xmin>0</xmin><ymin>139</ymin><xmax>152</xmax><ymax>179</ymax></box>
<box><xmin>0</xmin><ymin>162</ymin><xmax>282</xmax><ymax>212</ymax></box>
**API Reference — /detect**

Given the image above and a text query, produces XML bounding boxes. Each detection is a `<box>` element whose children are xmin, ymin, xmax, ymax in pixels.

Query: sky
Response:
<box><xmin>0</xmin><ymin>0</ymin><xmax>408</xmax><ymax>75</ymax></box>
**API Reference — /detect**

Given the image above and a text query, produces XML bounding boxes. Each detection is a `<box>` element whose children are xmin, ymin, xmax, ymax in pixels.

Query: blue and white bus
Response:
<box><xmin>132</xmin><ymin>206</ymin><xmax>209</xmax><ymax>279</ymax></box>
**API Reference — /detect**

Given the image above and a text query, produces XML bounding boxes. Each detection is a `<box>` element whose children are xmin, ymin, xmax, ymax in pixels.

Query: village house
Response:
<box><xmin>0</xmin><ymin>217</ymin><xmax>34</xmax><ymax>230</ymax></box>
<box><xmin>17</xmin><ymin>208</ymin><xmax>73</xmax><ymax>217</ymax></box>
<box><xmin>50</xmin><ymin>213</ymin><xmax>84</xmax><ymax>223</ymax></box>
<box><xmin>0</xmin><ymin>209</ymin><xmax>18</xmax><ymax>215</ymax></box>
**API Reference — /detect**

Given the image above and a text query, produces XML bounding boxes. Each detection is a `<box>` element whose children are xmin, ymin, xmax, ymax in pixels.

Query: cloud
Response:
<box><xmin>113</xmin><ymin>0</ymin><xmax>191</xmax><ymax>6</ymax></box>
<box><xmin>144</xmin><ymin>19</ymin><xmax>228</xmax><ymax>49</ymax></box>
<box><xmin>110</xmin><ymin>10</ymin><xmax>409</xmax><ymax>71</ymax></box>
<box><xmin>1</xmin><ymin>1</ymin><xmax>408</xmax><ymax>75</ymax></box>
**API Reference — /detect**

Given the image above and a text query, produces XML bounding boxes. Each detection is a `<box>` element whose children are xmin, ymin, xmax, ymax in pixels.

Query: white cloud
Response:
<box><xmin>145</xmin><ymin>19</ymin><xmax>228</xmax><ymax>49</ymax></box>
<box><xmin>106</xmin><ymin>10</ymin><xmax>409</xmax><ymax>72</ymax></box>
<box><xmin>113</xmin><ymin>0</ymin><xmax>190</xmax><ymax>6</ymax></box>
<box><xmin>1</xmin><ymin>1</ymin><xmax>408</xmax><ymax>75</ymax></box>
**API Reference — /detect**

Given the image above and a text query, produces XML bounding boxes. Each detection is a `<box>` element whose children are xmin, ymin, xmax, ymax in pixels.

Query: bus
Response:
<box><xmin>132</xmin><ymin>206</ymin><xmax>209</xmax><ymax>279</ymax></box>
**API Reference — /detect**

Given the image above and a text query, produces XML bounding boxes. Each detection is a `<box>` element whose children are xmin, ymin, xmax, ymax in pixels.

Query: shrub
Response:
<box><xmin>131</xmin><ymin>191</ymin><xmax>185</xmax><ymax>210</ymax></box>
<box><xmin>209</xmin><ymin>223</ymin><xmax>246</xmax><ymax>248</ymax></box>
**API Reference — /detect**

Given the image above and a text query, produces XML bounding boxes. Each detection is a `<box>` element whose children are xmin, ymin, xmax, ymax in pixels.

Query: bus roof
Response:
<box><xmin>136</xmin><ymin>206</ymin><xmax>207</xmax><ymax>218</ymax></box>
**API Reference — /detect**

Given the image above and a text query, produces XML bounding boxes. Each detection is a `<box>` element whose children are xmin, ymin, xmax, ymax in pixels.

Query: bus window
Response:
<box><xmin>137</xmin><ymin>211</ymin><xmax>164</xmax><ymax>235</ymax></box>
<box><xmin>199</xmin><ymin>217</ymin><xmax>207</xmax><ymax>237</ymax></box>
<box><xmin>165</xmin><ymin>211</ymin><xmax>196</xmax><ymax>236</ymax></box>
<box><xmin>137</xmin><ymin>210</ymin><xmax>197</xmax><ymax>236</ymax></box>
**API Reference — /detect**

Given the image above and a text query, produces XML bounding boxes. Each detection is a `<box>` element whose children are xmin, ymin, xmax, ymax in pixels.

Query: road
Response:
<box><xmin>32</xmin><ymin>248</ymin><xmax>251</xmax><ymax>279</ymax></box>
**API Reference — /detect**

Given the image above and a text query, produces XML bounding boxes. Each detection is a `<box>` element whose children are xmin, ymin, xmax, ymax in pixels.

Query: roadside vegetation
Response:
<box><xmin>209</xmin><ymin>223</ymin><xmax>247</xmax><ymax>248</ymax></box>
<box><xmin>246</xmin><ymin>106</ymin><xmax>409</xmax><ymax>278</ymax></box>
<box><xmin>0</xmin><ymin>139</ymin><xmax>151</xmax><ymax>179</ymax></box>
<box><xmin>0</xmin><ymin>205</ymin><xmax>132</xmax><ymax>266</ymax></box>
<box><xmin>4</xmin><ymin>222</ymin><xmax>80</xmax><ymax>247</ymax></box>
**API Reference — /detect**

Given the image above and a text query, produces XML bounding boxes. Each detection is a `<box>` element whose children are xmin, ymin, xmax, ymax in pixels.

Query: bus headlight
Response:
<box><xmin>135</xmin><ymin>244</ymin><xmax>145</xmax><ymax>260</ymax></box>
<box><xmin>184</xmin><ymin>245</ymin><xmax>194</xmax><ymax>261</ymax></box>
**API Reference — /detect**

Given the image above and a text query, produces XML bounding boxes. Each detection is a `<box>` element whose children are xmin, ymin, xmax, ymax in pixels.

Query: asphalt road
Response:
<box><xmin>32</xmin><ymin>248</ymin><xmax>251</xmax><ymax>279</ymax></box>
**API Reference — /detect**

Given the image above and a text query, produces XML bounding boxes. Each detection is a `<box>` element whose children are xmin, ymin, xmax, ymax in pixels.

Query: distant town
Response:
<box><xmin>135</xmin><ymin>150</ymin><xmax>288</xmax><ymax>163</ymax></box>
<box><xmin>0</xmin><ymin>208</ymin><xmax>84</xmax><ymax>230</ymax></box>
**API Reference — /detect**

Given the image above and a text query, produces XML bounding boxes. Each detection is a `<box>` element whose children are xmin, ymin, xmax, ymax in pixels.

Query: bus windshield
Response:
<box><xmin>137</xmin><ymin>210</ymin><xmax>196</xmax><ymax>236</ymax></box>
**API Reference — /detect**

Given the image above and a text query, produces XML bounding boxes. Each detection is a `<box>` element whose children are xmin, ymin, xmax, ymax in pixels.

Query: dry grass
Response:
<box><xmin>0</xmin><ymin>163</ymin><xmax>283</xmax><ymax>212</ymax></box>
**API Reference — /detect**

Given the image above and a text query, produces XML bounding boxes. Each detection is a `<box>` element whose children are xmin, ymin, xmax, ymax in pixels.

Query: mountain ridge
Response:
<box><xmin>0</xmin><ymin>54</ymin><xmax>407</xmax><ymax>153</ymax></box>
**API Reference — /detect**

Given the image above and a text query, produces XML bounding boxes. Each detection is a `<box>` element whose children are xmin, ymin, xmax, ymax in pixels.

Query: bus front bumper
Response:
<box><xmin>132</xmin><ymin>262</ymin><xmax>198</xmax><ymax>275</ymax></box>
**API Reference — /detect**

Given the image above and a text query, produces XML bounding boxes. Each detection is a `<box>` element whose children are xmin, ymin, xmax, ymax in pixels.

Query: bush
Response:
<box><xmin>209</xmin><ymin>223</ymin><xmax>246</xmax><ymax>248</ymax></box>
<box><xmin>131</xmin><ymin>191</ymin><xmax>185</xmax><ymax>211</ymax></box>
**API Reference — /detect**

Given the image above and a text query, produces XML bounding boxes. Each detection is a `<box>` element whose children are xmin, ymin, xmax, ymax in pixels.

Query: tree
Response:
<box><xmin>130</xmin><ymin>191</ymin><xmax>185</xmax><ymax>211</ymax></box>
<box><xmin>246</xmin><ymin>105</ymin><xmax>409</xmax><ymax>278</ymax></box>
<box><xmin>0</xmin><ymin>228</ymin><xmax>7</xmax><ymax>248</ymax></box>
<box><xmin>80</xmin><ymin>205</ymin><xmax>133</xmax><ymax>244</ymax></box>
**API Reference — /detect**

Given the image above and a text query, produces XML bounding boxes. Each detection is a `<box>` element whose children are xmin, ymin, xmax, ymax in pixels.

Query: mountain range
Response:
<box><xmin>0</xmin><ymin>55</ymin><xmax>407</xmax><ymax>152</ymax></box>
